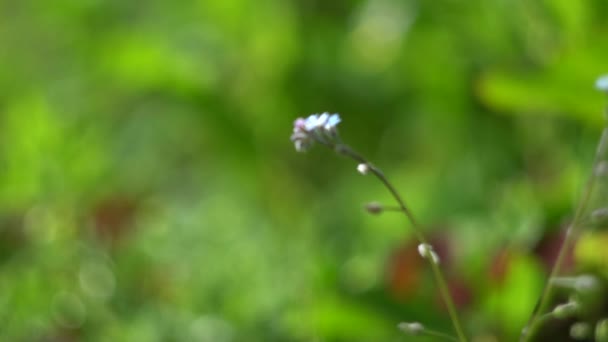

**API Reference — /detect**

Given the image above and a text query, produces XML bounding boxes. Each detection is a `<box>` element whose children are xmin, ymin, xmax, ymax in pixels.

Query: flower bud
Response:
<box><xmin>596</xmin><ymin>319</ymin><xmax>608</xmax><ymax>342</ymax></box>
<box><xmin>418</xmin><ymin>243</ymin><xmax>431</xmax><ymax>259</ymax></box>
<box><xmin>398</xmin><ymin>322</ymin><xmax>424</xmax><ymax>335</ymax></box>
<box><xmin>552</xmin><ymin>275</ymin><xmax>600</xmax><ymax>293</ymax></box>
<box><xmin>553</xmin><ymin>302</ymin><xmax>579</xmax><ymax>319</ymax></box>
<box><xmin>364</xmin><ymin>202</ymin><xmax>383</xmax><ymax>215</ymax></box>
<box><xmin>429</xmin><ymin>250</ymin><xmax>440</xmax><ymax>264</ymax></box>
<box><xmin>595</xmin><ymin>161</ymin><xmax>608</xmax><ymax>177</ymax></box>
<box><xmin>357</xmin><ymin>163</ymin><xmax>370</xmax><ymax>175</ymax></box>
<box><xmin>294</xmin><ymin>118</ymin><xmax>306</xmax><ymax>131</ymax></box>
<box><xmin>575</xmin><ymin>275</ymin><xmax>599</xmax><ymax>293</ymax></box>
<box><xmin>570</xmin><ymin>322</ymin><xmax>591</xmax><ymax>340</ymax></box>
<box><xmin>417</xmin><ymin>243</ymin><xmax>440</xmax><ymax>264</ymax></box>
<box><xmin>591</xmin><ymin>208</ymin><xmax>608</xmax><ymax>224</ymax></box>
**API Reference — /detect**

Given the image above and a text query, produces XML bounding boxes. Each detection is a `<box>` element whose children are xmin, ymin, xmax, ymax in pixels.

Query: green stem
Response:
<box><xmin>424</xmin><ymin>328</ymin><xmax>460</xmax><ymax>342</ymax></box>
<box><xmin>335</xmin><ymin>144</ymin><xmax>468</xmax><ymax>342</ymax></box>
<box><xmin>521</xmin><ymin>129</ymin><xmax>606</xmax><ymax>341</ymax></box>
<box><xmin>428</xmin><ymin>256</ymin><xmax>467</xmax><ymax>342</ymax></box>
<box><xmin>521</xmin><ymin>178</ymin><xmax>597</xmax><ymax>341</ymax></box>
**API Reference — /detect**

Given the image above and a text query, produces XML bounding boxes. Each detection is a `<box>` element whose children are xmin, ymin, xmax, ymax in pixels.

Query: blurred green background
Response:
<box><xmin>1</xmin><ymin>0</ymin><xmax>608</xmax><ymax>341</ymax></box>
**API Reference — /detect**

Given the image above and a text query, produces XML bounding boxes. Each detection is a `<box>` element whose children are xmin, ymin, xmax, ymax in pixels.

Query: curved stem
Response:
<box><xmin>335</xmin><ymin>144</ymin><xmax>468</xmax><ymax>342</ymax></box>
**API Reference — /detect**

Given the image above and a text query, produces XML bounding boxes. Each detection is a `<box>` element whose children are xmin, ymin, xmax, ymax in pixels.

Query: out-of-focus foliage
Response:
<box><xmin>0</xmin><ymin>0</ymin><xmax>607</xmax><ymax>341</ymax></box>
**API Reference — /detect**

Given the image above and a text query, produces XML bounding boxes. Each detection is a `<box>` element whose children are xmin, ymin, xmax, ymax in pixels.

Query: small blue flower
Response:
<box><xmin>317</xmin><ymin>112</ymin><xmax>330</xmax><ymax>126</ymax></box>
<box><xmin>304</xmin><ymin>114</ymin><xmax>319</xmax><ymax>130</ymax></box>
<box><xmin>304</xmin><ymin>113</ymin><xmax>330</xmax><ymax>131</ymax></box>
<box><xmin>596</xmin><ymin>75</ymin><xmax>608</xmax><ymax>92</ymax></box>
<box><xmin>324</xmin><ymin>114</ymin><xmax>341</xmax><ymax>131</ymax></box>
<box><xmin>291</xmin><ymin>112</ymin><xmax>343</xmax><ymax>152</ymax></box>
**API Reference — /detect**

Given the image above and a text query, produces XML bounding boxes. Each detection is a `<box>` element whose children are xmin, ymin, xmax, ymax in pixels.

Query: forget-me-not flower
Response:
<box><xmin>596</xmin><ymin>75</ymin><xmax>608</xmax><ymax>92</ymax></box>
<box><xmin>291</xmin><ymin>113</ymin><xmax>341</xmax><ymax>152</ymax></box>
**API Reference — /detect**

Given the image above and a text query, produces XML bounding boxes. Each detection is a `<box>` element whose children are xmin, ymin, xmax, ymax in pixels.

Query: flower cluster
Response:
<box><xmin>290</xmin><ymin>113</ymin><xmax>341</xmax><ymax>152</ymax></box>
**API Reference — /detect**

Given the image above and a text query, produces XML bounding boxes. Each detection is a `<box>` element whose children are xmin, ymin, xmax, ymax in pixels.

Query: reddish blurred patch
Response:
<box><xmin>92</xmin><ymin>196</ymin><xmax>139</xmax><ymax>244</ymax></box>
<box><xmin>429</xmin><ymin>233</ymin><xmax>474</xmax><ymax>309</ymax></box>
<box><xmin>442</xmin><ymin>277</ymin><xmax>473</xmax><ymax>310</ymax></box>
<box><xmin>43</xmin><ymin>327</ymin><xmax>81</xmax><ymax>342</ymax></box>
<box><xmin>427</xmin><ymin>234</ymin><xmax>453</xmax><ymax>269</ymax></box>
<box><xmin>489</xmin><ymin>249</ymin><xmax>512</xmax><ymax>285</ymax></box>
<box><xmin>385</xmin><ymin>233</ymin><xmax>459</xmax><ymax>301</ymax></box>
<box><xmin>533</xmin><ymin>229</ymin><xmax>575</xmax><ymax>273</ymax></box>
<box><xmin>385</xmin><ymin>242</ymin><xmax>423</xmax><ymax>300</ymax></box>
<box><xmin>385</xmin><ymin>231</ymin><xmax>475</xmax><ymax>310</ymax></box>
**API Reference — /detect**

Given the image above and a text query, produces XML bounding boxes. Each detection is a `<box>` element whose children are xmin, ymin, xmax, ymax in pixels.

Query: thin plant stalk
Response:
<box><xmin>424</xmin><ymin>328</ymin><xmax>460</xmax><ymax>342</ymax></box>
<box><xmin>335</xmin><ymin>144</ymin><xmax>468</xmax><ymax>342</ymax></box>
<box><xmin>521</xmin><ymin>128</ymin><xmax>607</xmax><ymax>341</ymax></box>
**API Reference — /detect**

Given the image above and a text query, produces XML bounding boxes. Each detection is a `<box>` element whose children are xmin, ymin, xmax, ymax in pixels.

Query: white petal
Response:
<box><xmin>304</xmin><ymin>114</ymin><xmax>319</xmax><ymax>130</ymax></box>
<box><xmin>317</xmin><ymin>113</ymin><xmax>329</xmax><ymax>126</ymax></box>
<box><xmin>325</xmin><ymin>114</ymin><xmax>341</xmax><ymax>130</ymax></box>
